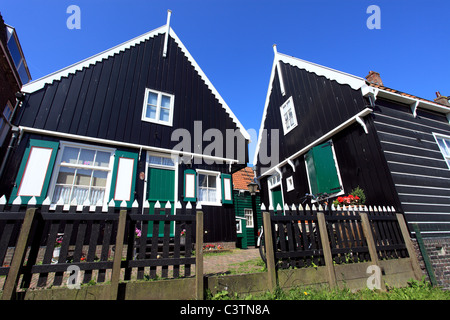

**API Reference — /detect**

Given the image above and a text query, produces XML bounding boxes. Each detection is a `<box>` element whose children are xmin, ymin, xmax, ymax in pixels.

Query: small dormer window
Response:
<box><xmin>141</xmin><ymin>89</ymin><xmax>174</xmax><ymax>126</ymax></box>
<box><xmin>279</xmin><ymin>96</ymin><xmax>298</xmax><ymax>135</ymax></box>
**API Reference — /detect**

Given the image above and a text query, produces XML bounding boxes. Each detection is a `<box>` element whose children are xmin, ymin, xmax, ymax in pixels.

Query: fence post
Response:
<box><xmin>110</xmin><ymin>208</ymin><xmax>128</xmax><ymax>300</ymax></box>
<box><xmin>195</xmin><ymin>210</ymin><xmax>204</xmax><ymax>300</ymax></box>
<box><xmin>360</xmin><ymin>211</ymin><xmax>386</xmax><ymax>291</ymax></box>
<box><xmin>317</xmin><ymin>212</ymin><xmax>336</xmax><ymax>288</ymax></box>
<box><xmin>2</xmin><ymin>207</ymin><xmax>36</xmax><ymax>300</ymax></box>
<box><xmin>396</xmin><ymin>214</ymin><xmax>424</xmax><ymax>281</ymax></box>
<box><xmin>262</xmin><ymin>211</ymin><xmax>277</xmax><ymax>292</ymax></box>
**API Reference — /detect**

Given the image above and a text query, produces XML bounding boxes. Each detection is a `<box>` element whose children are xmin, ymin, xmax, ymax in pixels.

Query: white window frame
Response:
<box><xmin>286</xmin><ymin>176</ymin><xmax>295</xmax><ymax>192</ymax></box>
<box><xmin>197</xmin><ymin>169</ymin><xmax>221</xmax><ymax>206</ymax></box>
<box><xmin>244</xmin><ymin>208</ymin><xmax>254</xmax><ymax>228</ymax></box>
<box><xmin>141</xmin><ymin>88</ymin><xmax>175</xmax><ymax>126</ymax></box>
<box><xmin>279</xmin><ymin>96</ymin><xmax>298</xmax><ymax>135</ymax></box>
<box><xmin>433</xmin><ymin>133</ymin><xmax>450</xmax><ymax>170</ymax></box>
<box><xmin>48</xmin><ymin>142</ymin><xmax>115</xmax><ymax>208</ymax></box>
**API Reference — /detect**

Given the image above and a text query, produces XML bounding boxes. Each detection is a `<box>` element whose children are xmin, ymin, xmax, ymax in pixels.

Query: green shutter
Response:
<box><xmin>221</xmin><ymin>173</ymin><xmax>233</xmax><ymax>204</ymax></box>
<box><xmin>306</xmin><ymin>141</ymin><xmax>342</xmax><ymax>195</ymax></box>
<box><xmin>109</xmin><ymin>150</ymin><xmax>138</xmax><ymax>207</ymax></box>
<box><xmin>183</xmin><ymin>169</ymin><xmax>197</xmax><ymax>202</ymax></box>
<box><xmin>10</xmin><ymin>139</ymin><xmax>59</xmax><ymax>204</ymax></box>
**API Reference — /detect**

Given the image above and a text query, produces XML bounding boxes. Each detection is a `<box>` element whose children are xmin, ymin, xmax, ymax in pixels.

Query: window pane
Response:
<box><xmin>92</xmin><ymin>170</ymin><xmax>107</xmax><ymax>187</ymax></box>
<box><xmin>162</xmin><ymin>157</ymin><xmax>174</xmax><ymax>166</ymax></box>
<box><xmin>208</xmin><ymin>175</ymin><xmax>216</xmax><ymax>188</ymax></box>
<box><xmin>149</xmin><ymin>156</ymin><xmax>162</xmax><ymax>165</ymax></box>
<box><xmin>52</xmin><ymin>185</ymin><xmax>71</xmax><ymax>204</ymax></box>
<box><xmin>159</xmin><ymin>107</ymin><xmax>170</xmax><ymax>122</ymax></box>
<box><xmin>95</xmin><ymin>151</ymin><xmax>111</xmax><ymax>167</ymax></box>
<box><xmin>437</xmin><ymin>139</ymin><xmax>450</xmax><ymax>156</ymax></box>
<box><xmin>147</xmin><ymin>92</ymin><xmax>158</xmax><ymax>106</ymax></box>
<box><xmin>71</xmin><ymin>187</ymin><xmax>89</xmax><ymax>204</ymax></box>
<box><xmin>161</xmin><ymin>95</ymin><xmax>171</xmax><ymax>108</ymax></box>
<box><xmin>199</xmin><ymin>174</ymin><xmax>207</xmax><ymax>187</ymax></box>
<box><xmin>61</xmin><ymin>147</ymin><xmax>79</xmax><ymax>164</ymax></box>
<box><xmin>74</xmin><ymin>169</ymin><xmax>92</xmax><ymax>186</ymax></box>
<box><xmin>89</xmin><ymin>188</ymin><xmax>105</xmax><ymax>205</ymax></box>
<box><xmin>56</xmin><ymin>167</ymin><xmax>75</xmax><ymax>184</ymax></box>
<box><xmin>78</xmin><ymin>149</ymin><xmax>95</xmax><ymax>166</ymax></box>
<box><xmin>146</xmin><ymin>105</ymin><xmax>157</xmax><ymax>119</ymax></box>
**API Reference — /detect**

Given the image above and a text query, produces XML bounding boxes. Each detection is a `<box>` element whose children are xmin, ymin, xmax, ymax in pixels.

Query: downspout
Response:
<box><xmin>0</xmin><ymin>92</ymin><xmax>25</xmax><ymax>181</ymax></box>
<box><xmin>412</xmin><ymin>224</ymin><xmax>437</xmax><ymax>286</ymax></box>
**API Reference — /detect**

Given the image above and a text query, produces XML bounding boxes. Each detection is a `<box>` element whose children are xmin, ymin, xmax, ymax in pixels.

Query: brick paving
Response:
<box><xmin>203</xmin><ymin>247</ymin><xmax>261</xmax><ymax>275</ymax></box>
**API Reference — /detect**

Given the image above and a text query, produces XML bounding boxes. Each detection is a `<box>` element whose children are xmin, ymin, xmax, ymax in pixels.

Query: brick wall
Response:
<box><xmin>412</xmin><ymin>237</ymin><xmax>450</xmax><ymax>290</ymax></box>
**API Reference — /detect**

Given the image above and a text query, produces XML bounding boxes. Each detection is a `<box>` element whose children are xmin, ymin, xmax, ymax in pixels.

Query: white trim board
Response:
<box><xmin>21</xmin><ymin>25</ymin><xmax>250</xmax><ymax>142</ymax></box>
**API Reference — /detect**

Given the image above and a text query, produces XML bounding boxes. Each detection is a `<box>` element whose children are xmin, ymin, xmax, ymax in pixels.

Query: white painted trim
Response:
<box><xmin>279</xmin><ymin>96</ymin><xmax>298</xmax><ymax>135</ymax></box>
<box><xmin>21</xmin><ymin>26</ymin><xmax>250</xmax><ymax>141</ymax></box>
<box><xmin>18</xmin><ymin>126</ymin><xmax>239</xmax><ymax>163</ymax></box>
<box><xmin>276</xmin><ymin>53</ymin><xmax>365</xmax><ymax>90</ymax></box>
<box><xmin>273</xmin><ymin>45</ymin><xmax>286</xmax><ymax>96</ymax></box>
<box><xmin>196</xmin><ymin>169</ymin><xmax>222</xmax><ymax>206</ymax></box>
<box><xmin>259</xmin><ymin>108</ymin><xmax>373</xmax><ymax>178</ymax></box>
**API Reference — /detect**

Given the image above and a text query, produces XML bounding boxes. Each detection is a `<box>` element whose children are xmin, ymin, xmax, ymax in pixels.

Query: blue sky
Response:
<box><xmin>1</xmin><ymin>1</ymin><xmax>449</xmax><ymax>164</ymax></box>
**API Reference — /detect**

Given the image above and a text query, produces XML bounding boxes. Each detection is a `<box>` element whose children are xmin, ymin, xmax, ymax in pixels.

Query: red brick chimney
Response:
<box><xmin>434</xmin><ymin>91</ymin><xmax>450</xmax><ymax>107</ymax></box>
<box><xmin>365</xmin><ymin>71</ymin><xmax>383</xmax><ymax>86</ymax></box>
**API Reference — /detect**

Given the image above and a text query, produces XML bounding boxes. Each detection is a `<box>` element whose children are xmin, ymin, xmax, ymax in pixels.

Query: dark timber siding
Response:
<box><xmin>13</xmin><ymin>34</ymin><xmax>247</xmax><ymax>162</ymax></box>
<box><xmin>256</xmin><ymin>62</ymin><xmax>368</xmax><ymax>170</ymax></box>
<box><xmin>373</xmin><ymin>98</ymin><xmax>450</xmax><ymax>237</ymax></box>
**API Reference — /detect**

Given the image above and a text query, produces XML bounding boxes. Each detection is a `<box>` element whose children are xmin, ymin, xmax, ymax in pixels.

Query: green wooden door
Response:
<box><xmin>147</xmin><ymin>167</ymin><xmax>175</xmax><ymax>237</ymax></box>
<box><xmin>271</xmin><ymin>187</ymin><xmax>283</xmax><ymax>214</ymax></box>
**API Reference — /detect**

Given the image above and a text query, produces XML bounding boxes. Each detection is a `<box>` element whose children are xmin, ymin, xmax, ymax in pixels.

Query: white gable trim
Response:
<box><xmin>22</xmin><ymin>25</ymin><xmax>167</xmax><ymax>93</ymax></box>
<box><xmin>253</xmin><ymin>51</ymin><xmax>366</xmax><ymax>165</ymax></box>
<box><xmin>21</xmin><ymin>25</ymin><xmax>250</xmax><ymax>141</ymax></box>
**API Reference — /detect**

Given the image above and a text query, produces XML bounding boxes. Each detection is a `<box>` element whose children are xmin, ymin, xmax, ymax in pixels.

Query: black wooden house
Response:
<box><xmin>0</xmin><ymin>13</ymin><xmax>250</xmax><ymax>245</ymax></box>
<box><xmin>254</xmin><ymin>45</ymin><xmax>450</xmax><ymax>239</ymax></box>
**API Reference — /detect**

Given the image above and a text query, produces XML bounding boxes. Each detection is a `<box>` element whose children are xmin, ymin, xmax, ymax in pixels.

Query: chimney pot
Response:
<box><xmin>434</xmin><ymin>94</ymin><xmax>450</xmax><ymax>107</ymax></box>
<box><xmin>365</xmin><ymin>71</ymin><xmax>384</xmax><ymax>86</ymax></box>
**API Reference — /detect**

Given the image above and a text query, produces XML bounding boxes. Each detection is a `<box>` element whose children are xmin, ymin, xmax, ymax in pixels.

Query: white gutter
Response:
<box><xmin>18</xmin><ymin>126</ymin><xmax>239</xmax><ymax>164</ymax></box>
<box><xmin>258</xmin><ymin>108</ymin><xmax>373</xmax><ymax>178</ymax></box>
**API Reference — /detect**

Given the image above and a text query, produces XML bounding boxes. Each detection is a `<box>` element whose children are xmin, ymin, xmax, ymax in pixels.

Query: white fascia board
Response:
<box><xmin>18</xmin><ymin>126</ymin><xmax>239</xmax><ymax>164</ymax></box>
<box><xmin>22</xmin><ymin>25</ymin><xmax>167</xmax><ymax>93</ymax></box>
<box><xmin>258</xmin><ymin>108</ymin><xmax>373</xmax><ymax>178</ymax></box>
<box><xmin>277</xmin><ymin>53</ymin><xmax>366</xmax><ymax>91</ymax></box>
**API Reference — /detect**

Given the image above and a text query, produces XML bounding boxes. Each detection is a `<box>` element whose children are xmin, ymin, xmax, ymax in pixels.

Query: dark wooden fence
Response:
<box><xmin>263</xmin><ymin>203</ymin><xmax>418</xmax><ymax>289</ymax></box>
<box><xmin>0</xmin><ymin>197</ymin><xmax>203</xmax><ymax>300</ymax></box>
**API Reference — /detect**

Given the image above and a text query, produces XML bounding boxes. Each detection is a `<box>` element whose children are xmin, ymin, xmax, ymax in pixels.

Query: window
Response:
<box><xmin>279</xmin><ymin>96</ymin><xmax>298</xmax><ymax>135</ymax></box>
<box><xmin>50</xmin><ymin>144</ymin><xmax>114</xmax><ymax>205</ymax></box>
<box><xmin>434</xmin><ymin>134</ymin><xmax>450</xmax><ymax>169</ymax></box>
<box><xmin>141</xmin><ymin>89</ymin><xmax>174</xmax><ymax>126</ymax></box>
<box><xmin>6</xmin><ymin>26</ymin><xmax>31</xmax><ymax>85</ymax></box>
<box><xmin>148</xmin><ymin>155</ymin><xmax>175</xmax><ymax>167</ymax></box>
<box><xmin>197</xmin><ymin>171</ymin><xmax>221</xmax><ymax>205</ymax></box>
<box><xmin>286</xmin><ymin>176</ymin><xmax>294</xmax><ymax>192</ymax></box>
<box><xmin>305</xmin><ymin>140</ymin><xmax>343</xmax><ymax>196</ymax></box>
<box><xmin>244</xmin><ymin>209</ymin><xmax>254</xmax><ymax>228</ymax></box>
<box><xmin>268</xmin><ymin>172</ymin><xmax>281</xmax><ymax>188</ymax></box>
